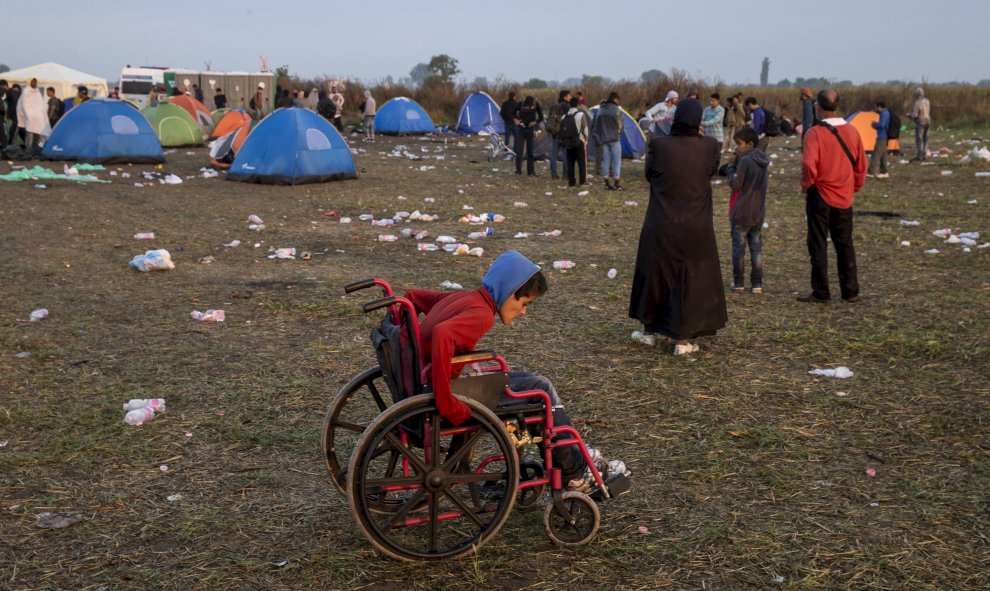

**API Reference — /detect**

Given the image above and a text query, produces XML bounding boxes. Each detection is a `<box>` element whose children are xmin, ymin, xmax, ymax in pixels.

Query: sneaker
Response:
<box><xmin>566</xmin><ymin>447</ymin><xmax>611</xmax><ymax>493</ymax></box>
<box><xmin>796</xmin><ymin>292</ymin><xmax>830</xmax><ymax>303</ymax></box>
<box><xmin>673</xmin><ymin>343</ymin><xmax>700</xmax><ymax>356</ymax></box>
<box><xmin>843</xmin><ymin>295</ymin><xmax>861</xmax><ymax>303</ymax></box>
<box><xmin>866</xmin><ymin>173</ymin><xmax>875</xmax><ymax>178</ymax></box>
<box><xmin>730</xmin><ymin>283</ymin><xmax>745</xmax><ymax>293</ymax></box>
<box><xmin>631</xmin><ymin>330</ymin><xmax>656</xmax><ymax>346</ymax></box>
<box><xmin>876</xmin><ymin>173</ymin><xmax>890</xmax><ymax>179</ymax></box>
<box><xmin>751</xmin><ymin>286</ymin><xmax>763</xmax><ymax>294</ymax></box>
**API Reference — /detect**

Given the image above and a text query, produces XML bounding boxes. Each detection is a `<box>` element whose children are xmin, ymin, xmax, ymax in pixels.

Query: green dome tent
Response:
<box><xmin>211</xmin><ymin>108</ymin><xmax>230</xmax><ymax>124</ymax></box>
<box><xmin>140</xmin><ymin>103</ymin><xmax>204</xmax><ymax>147</ymax></box>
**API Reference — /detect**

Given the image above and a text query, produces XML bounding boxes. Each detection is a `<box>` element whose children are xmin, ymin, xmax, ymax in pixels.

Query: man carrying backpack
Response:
<box><xmin>545</xmin><ymin>89</ymin><xmax>572</xmax><ymax>180</ymax></box>
<box><xmin>560</xmin><ymin>96</ymin><xmax>588</xmax><ymax>187</ymax></box>
<box><xmin>868</xmin><ymin>100</ymin><xmax>891</xmax><ymax>179</ymax></box>
<box><xmin>744</xmin><ymin>97</ymin><xmax>774</xmax><ymax>151</ymax></box>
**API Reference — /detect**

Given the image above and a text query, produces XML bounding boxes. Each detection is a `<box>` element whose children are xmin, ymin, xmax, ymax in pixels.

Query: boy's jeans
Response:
<box><xmin>601</xmin><ymin>140</ymin><xmax>622</xmax><ymax>179</ymax></box>
<box><xmin>731</xmin><ymin>225</ymin><xmax>764</xmax><ymax>288</ymax></box>
<box><xmin>503</xmin><ymin>371</ymin><xmax>584</xmax><ymax>481</ymax></box>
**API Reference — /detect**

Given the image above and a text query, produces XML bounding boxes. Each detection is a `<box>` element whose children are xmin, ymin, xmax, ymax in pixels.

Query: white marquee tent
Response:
<box><xmin>2</xmin><ymin>62</ymin><xmax>109</xmax><ymax>99</ymax></box>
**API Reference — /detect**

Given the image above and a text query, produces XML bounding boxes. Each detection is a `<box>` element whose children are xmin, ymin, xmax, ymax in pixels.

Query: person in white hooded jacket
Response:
<box><xmin>16</xmin><ymin>78</ymin><xmax>51</xmax><ymax>158</ymax></box>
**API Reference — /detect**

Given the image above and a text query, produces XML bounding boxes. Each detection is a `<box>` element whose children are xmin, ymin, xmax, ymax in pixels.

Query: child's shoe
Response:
<box><xmin>673</xmin><ymin>342</ymin><xmax>700</xmax><ymax>356</ymax></box>
<box><xmin>730</xmin><ymin>283</ymin><xmax>745</xmax><ymax>293</ymax></box>
<box><xmin>751</xmin><ymin>286</ymin><xmax>763</xmax><ymax>294</ymax></box>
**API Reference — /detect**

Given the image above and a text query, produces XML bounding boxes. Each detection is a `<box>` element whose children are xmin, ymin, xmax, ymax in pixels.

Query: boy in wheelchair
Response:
<box><xmin>405</xmin><ymin>250</ymin><xmax>626</xmax><ymax>493</ymax></box>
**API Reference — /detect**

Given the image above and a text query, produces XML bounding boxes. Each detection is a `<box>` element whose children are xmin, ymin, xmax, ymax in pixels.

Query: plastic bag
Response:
<box><xmin>129</xmin><ymin>249</ymin><xmax>175</xmax><ymax>272</ymax></box>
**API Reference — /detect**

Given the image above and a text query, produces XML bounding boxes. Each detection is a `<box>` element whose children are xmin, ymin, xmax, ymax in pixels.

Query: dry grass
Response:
<box><xmin>1</xmin><ymin>127</ymin><xmax>989</xmax><ymax>590</ymax></box>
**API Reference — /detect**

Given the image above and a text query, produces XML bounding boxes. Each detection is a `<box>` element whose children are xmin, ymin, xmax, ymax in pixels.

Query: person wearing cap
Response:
<box><xmin>71</xmin><ymin>85</ymin><xmax>90</xmax><ymax>109</ymax></box>
<box><xmin>403</xmin><ymin>250</ymin><xmax>627</xmax><ymax>492</ymax></box>
<box><xmin>799</xmin><ymin>86</ymin><xmax>817</xmax><ymax>140</ymax></box>
<box><xmin>16</xmin><ymin>78</ymin><xmax>51</xmax><ymax>158</ymax></box>
<box><xmin>645</xmin><ymin>90</ymin><xmax>678</xmax><ymax>137</ymax></box>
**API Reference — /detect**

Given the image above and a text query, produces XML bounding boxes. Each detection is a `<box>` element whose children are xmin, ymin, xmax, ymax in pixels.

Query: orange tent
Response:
<box><xmin>209</xmin><ymin>125</ymin><xmax>250</xmax><ymax>169</ymax></box>
<box><xmin>847</xmin><ymin>111</ymin><xmax>900</xmax><ymax>153</ymax></box>
<box><xmin>168</xmin><ymin>95</ymin><xmax>215</xmax><ymax>135</ymax></box>
<box><xmin>210</xmin><ymin>109</ymin><xmax>252</xmax><ymax>140</ymax></box>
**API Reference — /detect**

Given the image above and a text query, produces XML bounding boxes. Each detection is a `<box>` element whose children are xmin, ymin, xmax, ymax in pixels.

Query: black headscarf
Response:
<box><xmin>670</xmin><ymin>98</ymin><xmax>702</xmax><ymax>136</ymax></box>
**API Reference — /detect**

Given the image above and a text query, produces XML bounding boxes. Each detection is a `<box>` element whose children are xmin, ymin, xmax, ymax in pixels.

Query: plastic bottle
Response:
<box><xmin>29</xmin><ymin>309</ymin><xmax>49</xmax><ymax>322</ymax></box>
<box><xmin>468</xmin><ymin>227</ymin><xmax>493</xmax><ymax>240</ymax></box>
<box><xmin>124</xmin><ymin>407</ymin><xmax>156</xmax><ymax>426</ymax></box>
<box><xmin>378</xmin><ymin>234</ymin><xmax>397</xmax><ymax>242</ymax></box>
<box><xmin>247</xmin><ymin>214</ymin><xmax>264</xmax><ymax>224</ymax></box>
<box><xmin>418</xmin><ymin>243</ymin><xmax>438</xmax><ymax>251</ymax></box>
<box><xmin>607</xmin><ymin>268</ymin><xmax>617</xmax><ymax>279</ymax></box>
<box><xmin>553</xmin><ymin>260</ymin><xmax>576</xmax><ymax>270</ymax></box>
<box><xmin>122</xmin><ymin>398</ymin><xmax>166</xmax><ymax>412</ymax></box>
<box><xmin>134</xmin><ymin>232</ymin><xmax>155</xmax><ymax>240</ymax></box>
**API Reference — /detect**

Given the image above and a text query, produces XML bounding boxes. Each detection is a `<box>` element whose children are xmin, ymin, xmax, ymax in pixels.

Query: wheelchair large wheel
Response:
<box><xmin>347</xmin><ymin>394</ymin><xmax>519</xmax><ymax>561</ymax></box>
<box><xmin>543</xmin><ymin>491</ymin><xmax>600</xmax><ymax>547</ymax></box>
<box><xmin>322</xmin><ymin>366</ymin><xmax>391</xmax><ymax>494</ymax></box>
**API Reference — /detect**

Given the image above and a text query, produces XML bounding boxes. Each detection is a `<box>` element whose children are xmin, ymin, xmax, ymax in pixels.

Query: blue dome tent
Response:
<box><xmin>374</xmin><ymin>97</ymin><xmax>436</xmax><ymax>135</ymax></box>
<box><xmin>455</xmin><ymin>92</ymin><xmax>503</xmax><ymax>134</ymax></box>
<box><xmin>589</xmin><ymin>105</ymin><xmax>648</xmax><ymax>159</ymax></box>
<box><xmin>42</xmin><ymin>99</ymin><xmax>164</xmax><ymax>164</ymax></box>
<box><xmin>227</xmin><ymin>107</ymin><xmax>357</xmax><ymax>185</ymax></box>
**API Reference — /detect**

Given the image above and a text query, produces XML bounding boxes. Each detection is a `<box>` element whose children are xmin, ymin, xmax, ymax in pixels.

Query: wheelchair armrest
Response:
<box><xmin>451</xmin><ymin>350</ymin><xmax>498</xmax><ymax>364</ymax></box>
<box><xmin>362</xmin><ymin>296</ymin><xmax>396</xmax><ymax>313</ymax></box>
<box><xmin>344</xmin><ymin>277</ymin><xmax>377</xmax><ymax>293</ymax></box>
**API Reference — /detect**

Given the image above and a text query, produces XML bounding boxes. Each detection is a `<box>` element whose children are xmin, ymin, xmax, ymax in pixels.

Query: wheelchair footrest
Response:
<box><xmin>590</xmin><ymin>472</ymin><xmax>631</xmax><ymax>502</ymax></box>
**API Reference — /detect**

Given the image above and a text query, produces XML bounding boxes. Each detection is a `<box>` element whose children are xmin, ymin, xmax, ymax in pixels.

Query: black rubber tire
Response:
<box><xmin>321</xmin><ymin>366</ymin><xmax>390</xmax><ymax>494</ymax></box>
<box><xmin>543</xmin><ymin>491</ymin><xmax>600</xmax><ymax>547</ymax></box>
<box><xmin>347</xmin><ymin>394</ymin><xmax>519</xmax><ymax>561</ymax></box>
<box><xmin>516</xmin><ymin>461</ymin><xmax>546</xmax><ymax>511</ymax></box>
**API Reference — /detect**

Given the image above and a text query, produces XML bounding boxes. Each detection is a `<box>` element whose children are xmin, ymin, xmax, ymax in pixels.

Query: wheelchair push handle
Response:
<box><xmin>362</xmin><ymin>296</ymin><xmax>397</xmax><ymax>313</ymax></box>
<box><xmin>344</xmin><ymin>277</ymin><xmax>377</xmax><ymax>293</ymax></box>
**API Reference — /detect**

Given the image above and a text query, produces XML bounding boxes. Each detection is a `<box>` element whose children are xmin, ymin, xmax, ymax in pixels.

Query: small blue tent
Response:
<box><xmin>43</xmin><ymin>99</ymin><xmax>164</xmax><ymax>164</ymax></box>
<box><xmin>589</xmin><ymin>105</ymin><xmax>648</xmax><ymax>159</ymax></box>
<box><xmin>374</xmin><ymin>97</ymin><xmax>436</xmax><ymax>135</ymax></box>
<box><xmin>228</xmin><ymin>107</ymin><xmax>356</xmax><ymax>185</ymax></box>
<box><xmin>456</xmin><ymin>92</ymin><xmax>503</xmax><ymax>134</ymax></box>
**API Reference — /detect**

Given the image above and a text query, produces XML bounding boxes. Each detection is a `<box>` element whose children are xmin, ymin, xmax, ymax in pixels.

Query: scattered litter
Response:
<box><xmin>513</xmin><ymin>201</ymin><xmax>528</xmax><ymax>207</ymax></box>
<box><xmin>33</xmin><ymin>183</ymin><xmax>47</xmax><ymax>189</ymax></box>
<box><xmin>124</xmin><ymin>407</ymin><xmax>156</xmax><ymax>426</ymax></box>
<box><xmin>899</xmin><ymin>220</ymin><xmax>920</xmax><ymax>227</ymax></box>
<box><xmin>324</xmin><ymin>210</ymin><xmax>340</xmax><ymax>217</ymax></box>
<box><xmin>15</xmin><ymin>352</ymin><xmax>31</xmax><ymax>358</ymax></box>
<box><xmin>160</xmin><ymin>464</ymin><xmax>169</xmax><ymax>472</ymax></box>
<box><xmin>637</xmin><ymin>526</ymin><xmax>649</xmax><ymax>534</ymax></box>
<box><xmin>468</xmin><ymin>228</ymin><xmax>493</xmax><ymax>240</ymax></box>
<box><xmin>940</xmin><ymin>170</ymin><xmax>952</xmax><ymax>176</ymax></box>
<box><xmin>163</xmin><ymin>174</ymin><xmax>183</xmax><ymax>184</ymax></box>
<box><xmin>424</xmin><ymin>197</ymin><xmax>436</xmax><ymax>203</ymax></box>
<box><xmin>978</xmin><ymin>242</ymin><xmax>990</xmax><ymax>249</ymax></box>
<box><xmin>191</xmin><ymin>309</ymin><xmax>225</xmax><ymax>322</ymax></box>
<box><xmin>372</xmin><ymin>218</ymin><xmax>395</xmax><ymax>226</ymax></box>
<box><xmin>866</xmin><ymin>468</ymin><xmax>876</xmax><ymax>477</ymax></box>
<box><xmin>134</xmin><ymin>232</ymin><xmax>155</xmax><ymax>240</ymax></box>
<box><xmin>900</xmin><ymin>241</ymin><xmax>911</xmax><ymax>246</ymax></box>
<box><xmin>545</xmin><ymin>192</ymin><xmax>552</xmax><ymax>196</ymax></box>
<box><xmin>623</xmin><ymin>200</ymin><xmax>638</xmax><ymax>206</ymax></box>
<box><xmin>772</xmin><ymin>575</ymin><xmax>785</xmax><ymax>584</ymax></box>
<box><xmin>29</xmin><ymin>308</ymin><xmax>49</xmax><ymax>322</ymax></box>
<box><xmin>975</xmin><ymin>172</ymin><xmax>990</xmax><ymax>177</ymax></box>
<box><xmin>129</xmin><ymin>249</ymin><xmax>174</xmax><ymax>272</ymax></box>
<box><xmin>122</xmin><ymin>399</ymin><xmax>165</xmax><ymax>412</ymax></box>
<box><xmin>553</xmin><ymin>260</ymin><xmax>576</xmax><ymax>270</ymax></box>
<box><xmin>0</xmin><ymin>165</ymin><xmax>109</xmax><ymax>183</ymax></box>
<box><xmin>963</xmin><ymin>247</ymin><xmax>971</xmax><ymax>253</ymax></box>
<box><xmin>513</xmin><ymin>232</ymin><xmax>531</xmax><ymax>239</ymax></box>
<box><xmin>439</xmin><ymin>280</ymin><xmax>463</xmax><ymax>290</ymax></box>
<box><xmin>339</xmin><ymin>217</ymin><xmax>352</xmax><ymax>224</ymax></box>
<box><xmin>358</xmin><ymin>214</ymin><xmax>374</xmax><ymax>221</ymax></box>
<box><xmin>924</xmin><ymin>249</ymin><xmax>940</xmax><ymax>254</ymax></box>
<box><xmin>932</xmin><ymin>228</ymin><xmax>952</xmax><ymax>237</ymax></box>
<box><xmin>267</xmin><ymin>247</ymin><xmax>296</xmax><ymax>259</ymax></box>
<box><xmin>34</xmin><ymin>512</ymin><xmax>83</xmax><ymax>529</ymax></box>
<box><xmin>463</xmin><ymin>204</ymin><xmax>474</xmax><ymax>210</ymax></box>
<box><xmin>607</xmin><ymin>268</ymin><xmax>617</xmax><ymax>279</ymax></box>
<box><xmin>808</xmin><ymin>366</ymin><xmax>853</xmax><ymax>378</ymax></box>
<box><xmin>198</xmin><ymin>255</ymin><xmax>216</xmax><ymax>264</ymax></box>
<box><xmin>539</xmin><ymin>230</ymin><xmax>562</xmax><ymax>237</ymax></box>
<box><xmin>417</xmin><ymin>243</ymin><xmax>438</xmax><ymax>251</ymax></box>
<box><xmin>967</xmin><ymin>200</ymin><xmax>977</xmax><ymax>204</ymax></box>
<box><xmin>436</xmin><ymin>235</ymin><xmax>458</xmax><ymax>244</ymax></box>
<box><xmin>377</xmin><ymin>234</ymin><xmax>397</xmax><ymax>242</ymax></box>
<box><xmin>166</xmin><ymin>494</ymin><xmax>182</xmax><ymax>502</ymax></box>
<box><xmin>248</xmin><ymin>214</ymin><xmax>264</xmax><ymax>224</ymax></box>
<box><xmin>453</xmin><ymin>245</ymin><xmax>484</xmax><ymax>257</ymax></box>
<box><xmin>578</xmin><ymin>190</ymin><xmax>589</xmax><ymax>196</ymax></box>
<box><xmin>762</xmin><ymin>222</ymin><xmax>770</xmax><ymax>229</ymax></box>
<box><xmin>201</xmin><ymin>168</ymin><xmax>218</xmax><ymax>179</ymax></box>
<box><xmin>869</xmin><ymin>502</ymin><xmax>880</xmax><ymax>508</ymax></box>
<box><xmin>223</xmin><ymin>240</ymin><xmax>240</xmax><ymax>248</ymax></box>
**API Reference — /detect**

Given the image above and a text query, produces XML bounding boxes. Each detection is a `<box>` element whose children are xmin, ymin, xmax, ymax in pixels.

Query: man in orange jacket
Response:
<box><xmin>798</xmin><ymin>89</ymin><xmax>867</xmax><ymax>303</ymax></box>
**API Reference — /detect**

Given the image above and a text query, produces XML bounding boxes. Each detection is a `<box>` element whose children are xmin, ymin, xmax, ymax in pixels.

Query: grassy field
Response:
<box><xmin>1</xmin><ymin>127</ymin><xmax>988</xmax><ymax>590</ymax></box>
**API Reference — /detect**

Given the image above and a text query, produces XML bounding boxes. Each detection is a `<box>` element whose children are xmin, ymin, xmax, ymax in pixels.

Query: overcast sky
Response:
<box><xmin>5</xmin><ymin>0</ymin><xmax>987</xmax><ymax>85</ymax></box>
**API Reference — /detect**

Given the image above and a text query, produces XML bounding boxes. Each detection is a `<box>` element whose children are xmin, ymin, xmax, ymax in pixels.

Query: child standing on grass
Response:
<box><xmin>725</xmin><ymin>127</ymin><xmax>770</xmax><ymax>294</ymax></box>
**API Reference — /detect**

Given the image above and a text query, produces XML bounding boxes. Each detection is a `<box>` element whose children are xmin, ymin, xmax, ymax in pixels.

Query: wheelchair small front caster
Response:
<box><xmin>543</xmin><ymin>491</ymin><xmax>600</xmax><ymax>546</ymax></box>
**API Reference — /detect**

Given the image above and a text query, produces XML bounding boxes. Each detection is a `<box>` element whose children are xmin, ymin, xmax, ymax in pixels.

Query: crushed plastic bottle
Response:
<box><xmin>378</xmin><ymin>234</ymin><xmax>398</xmax><ymax>242</ymax></box>
<box><xmin>247</xmin><ymin>214</ymin><xmax>264</xmax><ymax>224</ymax></box>
<box><xmin>122</xmin><ymin>398</ymin><xmax>166</xmax><ymax>412</ymax></box>
<box><xmin>29</xmin><ymin>308</ymin><xmax>49</xmax><ymax>322</ymax></box>
<box><xmin>513</xmin><ymin>201</ymin><xmax>528</xmax><ymax>207</ymax></box>
<box><xmin>358</xmin><ymin>214</ymin><xmax>374</xmax><ymax>221</ymax></box>
<box><xmin>417</xmin><ymin>243</ymin><xmax>438</xmax><ymax>251</ymax></box>
<box><xmin>339</xmin><ymin>217</ymin><xmax>352</xmax><ymax>224</ymax></box>
<box><xmin>248</xmin><ymin>224</ymin><xmax>265</xmax><ymax>231</ymax></box>
<box><xmin>190</xmin><ymin>309</ymin><xmax>225</xmax><ymax>322</ymax></box>
<box><xmin>552</xmin><ymin>260</ymin><xmax>576</xmax><ymax>270</ymax></box>
<box><xmin>436</xmin><ymin>235</ymin><xmax>457</xmax><ymax>244</ymax></box>
<box><xmin>539</xmin><ymin>230</ymin><xmax>562</xmax><ymax>237</ymax></box>
<box><xmin>468</xmin><ymin>227</ymin><xmax>493</xmax><ymax>240</ymax></box>
<box><xmin>607</xmin><ymin>268</ymin><xmax>617</xmax><ymax>279</ymax></box>
<box><xmin>134</xmin><ymin>232</ymin><xmax>155</xmax><ymax>240</ymax></box>
<box><xmin>124</xmin><ymin>407</ymin><xmax>156</xmax><ymax>426</ymax></box>
<box><xmin>372</xmin><ymin>219</ymin><xmax>395</xmax><ymax>226</ymax></box>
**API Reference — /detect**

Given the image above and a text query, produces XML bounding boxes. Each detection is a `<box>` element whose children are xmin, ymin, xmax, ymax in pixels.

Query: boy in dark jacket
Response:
<box><xmin>725</xmin><ymin>127</ymin><xmax>770</xmax><ymax>293</ymax></box>
<box><xmin>404</xmin><ymin>250</ymin><xmax>626</xmax><ymax>492</ymax></box>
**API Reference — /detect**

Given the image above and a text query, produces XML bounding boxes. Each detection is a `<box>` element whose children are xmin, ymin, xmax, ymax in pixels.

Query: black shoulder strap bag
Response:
<box><xmin>818</xmin><ymin>121</ymin><xmax>857</xmax><ymax>168</ymax></box>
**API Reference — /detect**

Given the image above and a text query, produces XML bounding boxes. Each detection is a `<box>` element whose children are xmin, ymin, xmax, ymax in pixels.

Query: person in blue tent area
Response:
<box><xmin>512</xmin><ymin>96</ymin><xmax>542</xmax><ymax>176</ymax></box>
<box><xmin>46</xmin><ymin>87</ymin><xmax>63</xmax><ymax>127</ymax></box>
<box><xmin>499</xmin><ymin>90</ymin><xmax>519</xmax><ymax>156</ymax></box>
<box><xmin>316</xmin><ymin>90</ymin><xmax>336</xmax><ymax>124</ymax></box>
<box><xmin>404</xmin><ymin>250</ymin><xmax>629</xmax><ymax>493</ymax></box>
<box><xmin>358</xmin><ymin>90</ymin><xmax>376</xmax><ymax>141</ymax></box>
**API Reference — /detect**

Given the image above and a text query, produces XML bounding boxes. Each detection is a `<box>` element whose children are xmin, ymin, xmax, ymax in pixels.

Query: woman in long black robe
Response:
<box><xmin>628</xmin><ymin>99</ymin><xmax>727</xmax><ymax>353</ymax></box>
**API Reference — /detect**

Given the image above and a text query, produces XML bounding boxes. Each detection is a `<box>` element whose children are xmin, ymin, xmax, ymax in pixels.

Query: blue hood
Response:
<box><xmin>483</xmin><ymin>250</ymin><xmax>540</xmax><ymax>308</ymax></box>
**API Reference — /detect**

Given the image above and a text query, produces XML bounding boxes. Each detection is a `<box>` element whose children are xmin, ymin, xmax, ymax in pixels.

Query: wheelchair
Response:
<box><xmin>484</xmin><ymin>124</ymin><xmax>516</xmax><ymax>162</ymax></box>
<box><xmin>322</xmin><ymin>277</ymin><xmax>630</xmax><ymax>561</ymax></box>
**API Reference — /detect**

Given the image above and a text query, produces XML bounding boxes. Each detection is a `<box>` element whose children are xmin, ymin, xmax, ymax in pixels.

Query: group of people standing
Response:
<box><xmin>0</xmin><ymin>78</ymin><xmax>90</xmax><ymax>157</ymax></box>
<box><xmin>628</xmin><ymin>89</ymin><xmax>872</xmax><ymax>355</ymax></box>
